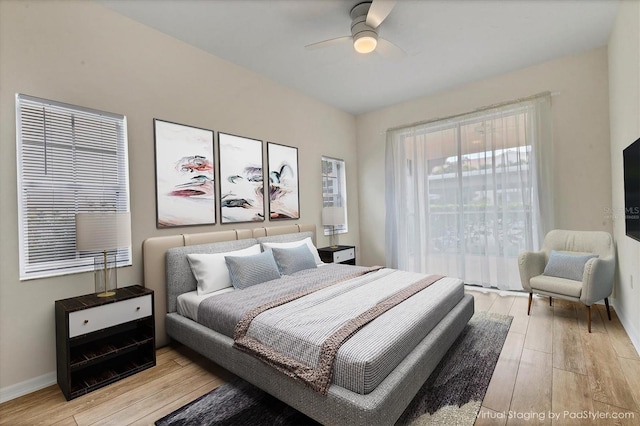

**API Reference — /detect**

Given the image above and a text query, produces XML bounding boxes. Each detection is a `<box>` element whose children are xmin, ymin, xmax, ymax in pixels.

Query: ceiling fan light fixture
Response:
<box><xmin>353</xmin><ymin>31</ymin><xmax>378</xmax><ymax>54</ymax></box>
<box><xmin>350</xmin><ymin>4</ymin><xmax>378</xmax><ymax>54</ymax></box>
<box><xmin>306</xmin><ymin>0</ymin><xmax>404</xmax><ymax>59</ymax></box>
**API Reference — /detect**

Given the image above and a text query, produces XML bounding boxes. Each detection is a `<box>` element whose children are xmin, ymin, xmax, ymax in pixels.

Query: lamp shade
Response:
<box><xmin>76</xmin><ymin>212</ymin><xmax>131</xmax><ymax>252</ymax></box>
<box><xmin>322</xmin><ymin>206</ymin><xmax>345</xmax><ymax>226</ymax></box>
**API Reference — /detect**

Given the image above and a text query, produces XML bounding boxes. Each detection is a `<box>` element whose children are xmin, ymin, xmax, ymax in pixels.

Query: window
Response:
<box><xmin>16</xmin><ymin>94</ymin><xmax>131</xmax><ymax>280</ymax></box>
<box><xmin>386</xmin><ymin>94</ymin><xmax>552</xmax><ymax>290</ymax></box>
<box><xmin>321</xmin><ymin>156</ymin><xmax>348</xmax><ymax>236</ymax></box>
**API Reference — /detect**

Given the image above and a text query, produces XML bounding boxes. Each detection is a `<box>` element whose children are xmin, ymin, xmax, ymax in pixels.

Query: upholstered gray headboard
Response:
<box><xmin>142</xmin><ymin>224</ymin><xmax>316</xmax><ymax>347</ymax></box>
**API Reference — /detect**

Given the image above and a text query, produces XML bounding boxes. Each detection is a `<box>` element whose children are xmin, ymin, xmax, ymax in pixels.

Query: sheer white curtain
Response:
<box><xmin>385</xmin><ymin>94</ymin><xmax>553</xmax><ymax>290</ymax></box>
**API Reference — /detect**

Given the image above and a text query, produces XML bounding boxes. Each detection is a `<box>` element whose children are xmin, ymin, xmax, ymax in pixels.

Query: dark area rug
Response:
<box><xmin>156</xmin><ymin>311</ymin><xmax>512</xmax><ymax>426</ymax></box>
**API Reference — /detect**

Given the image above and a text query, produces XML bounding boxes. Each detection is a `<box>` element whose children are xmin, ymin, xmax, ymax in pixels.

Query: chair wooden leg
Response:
<box><xmin>527</xmin><ymin>293</ymin><xmax>532</xmax><ymax>315</ymax></box>
<box><xmin>586</xmin><ymin>305</ymin><xmax>591</xmax><ymax>333</ymax></box>
<box><xmin>549</xmin><ymin>297</ymin><xmax>552</xmax><ymax>306</ymax></box>
<box><xmin>605</xmin><ymin>297</ymin><xmax>612</xmax><ymax>320</ymax></box>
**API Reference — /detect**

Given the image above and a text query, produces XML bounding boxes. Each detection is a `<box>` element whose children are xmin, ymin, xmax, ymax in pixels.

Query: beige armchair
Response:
<box><xmin>518</xmin><ymin>230</ymin><xmax>615</xmax><ymax>332</ymax></box>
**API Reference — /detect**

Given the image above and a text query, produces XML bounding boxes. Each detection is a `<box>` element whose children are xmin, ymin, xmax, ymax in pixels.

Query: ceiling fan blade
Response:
<box><xmin>376</xmin><ymin>38</ymin><xmax>406</xmax><ymax>61</ymax></box>
<box><xmin>304</xmin><ymin>36</ymin><xmax>352</xmax><ymax>50</ymax></box>
<box><xmin>366</xmin><ymin>0</ymin><xmax>397</xmax><ymax>28</ymax></box>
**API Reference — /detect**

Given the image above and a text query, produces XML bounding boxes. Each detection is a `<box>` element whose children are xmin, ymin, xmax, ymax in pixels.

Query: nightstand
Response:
<box><xmin>55</xmin><ymin>285</ymin><xmax>155</xmax><ymax>400</ymax></box>
<box><xmin>317</xmin><ymin>245</ymin><xmax>356</xmax><ymax>265</ymax></box>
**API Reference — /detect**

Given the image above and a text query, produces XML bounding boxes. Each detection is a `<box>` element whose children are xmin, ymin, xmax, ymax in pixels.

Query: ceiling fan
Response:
<box><xmin>304</xmin><ymin>0</ymin><xmax>406</xmax><ymax>60</ymax></box>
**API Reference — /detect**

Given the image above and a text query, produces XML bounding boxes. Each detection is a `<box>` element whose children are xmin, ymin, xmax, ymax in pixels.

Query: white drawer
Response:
<box><xmin>68</xmin><ymin>294</ymin><xmax>152</xmax><ymax>338</ymax></box>
<box><xmin>333</xmin><ymin>248</ymin><xmax>355</xmax><ymax>263</ymax></box>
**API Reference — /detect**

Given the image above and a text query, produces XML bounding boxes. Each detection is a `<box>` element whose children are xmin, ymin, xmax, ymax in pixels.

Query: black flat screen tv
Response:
<box><xmin>624</xmin><ymin>137</ymin><xmax>640</xmax><ymax>242</ymax></box>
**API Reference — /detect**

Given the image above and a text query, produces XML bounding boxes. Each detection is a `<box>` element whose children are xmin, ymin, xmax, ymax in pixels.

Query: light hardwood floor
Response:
<box><xmin>1</xmin><ymin>288</ymin><xmax>638</xmax><ymax>426</ymax></box>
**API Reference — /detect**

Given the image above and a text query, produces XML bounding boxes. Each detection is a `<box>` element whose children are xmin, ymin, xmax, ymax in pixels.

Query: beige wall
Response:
<box><xmin>356</xmin><ymin>47</ymin><xmax>613</xmax><ymax>270</ymax></box>
<box><xmin>0</xmin><ymin>0</ymin><xmax>359</xmax><ymax>397</ymax></box>
<box><xmin>608</xmin><ymin>0</ymin><xmax>640</xmax><ymax>350</ymax></box>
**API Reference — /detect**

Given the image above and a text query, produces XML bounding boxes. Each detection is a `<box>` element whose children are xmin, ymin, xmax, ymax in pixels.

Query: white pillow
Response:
<box><xmin>187</xmin><ymin>244</ymin><xmax>261</xmax><ymax>295</ymax></box>
<box><xmin>261</xmin><ymin>237</ymin><xmax>323</xmax><ymax>265</ymax></box>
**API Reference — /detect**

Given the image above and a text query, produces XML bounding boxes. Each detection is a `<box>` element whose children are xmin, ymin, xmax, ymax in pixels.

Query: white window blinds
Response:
<box><xmin>16</xmin><ymin>94</ymin><xmax>131</xmax><ymax>280</ymax></box>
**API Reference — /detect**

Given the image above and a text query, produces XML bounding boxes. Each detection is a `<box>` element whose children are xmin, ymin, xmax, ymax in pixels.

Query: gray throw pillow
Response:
<box><xmin>225</xmin><ymin>250</ymin><xmax>281</xmax><ymax>290</ymax></box>
<box><xmin>543</xmin><ymin>250</ymin><xmax>598</xmax><ymax>281</ymax></box>
<box><xmin>271</xmin><ymin>244</ymin><xmax>318</xmax><ymax>275</ymax></box>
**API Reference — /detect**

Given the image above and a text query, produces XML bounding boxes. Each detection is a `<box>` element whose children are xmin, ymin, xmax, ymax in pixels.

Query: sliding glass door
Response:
<box><xmin>386</xmin><ymin>96</ymin><xmax>552</xmax><ymax>290</ymax></box>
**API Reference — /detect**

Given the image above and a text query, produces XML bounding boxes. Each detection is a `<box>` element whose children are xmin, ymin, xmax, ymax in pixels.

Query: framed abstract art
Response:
<box><xmin>153</xmin><ymin>119</ymin><xmax>215</xmax><ymax>228</ymax></box>
<box><xmin>218</xmin><ymin>133</ymin><xmax>265</xmax><ymax>223</ymax></box>
<box><xmin>267</xmin><ymin>142</ymin><xmax>299</xmax><ymax>220</ymax></box>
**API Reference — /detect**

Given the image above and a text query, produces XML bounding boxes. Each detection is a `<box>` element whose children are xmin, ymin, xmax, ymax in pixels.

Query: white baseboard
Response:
<box><xmin>612</xmin><ymin>300</ymin><xmax>640</xmax><ymax>356</ymax></box>
<box><xmin>0</xmin><ymin>371</ymin><xmax>56</xmax><ymax>404</ymax></box>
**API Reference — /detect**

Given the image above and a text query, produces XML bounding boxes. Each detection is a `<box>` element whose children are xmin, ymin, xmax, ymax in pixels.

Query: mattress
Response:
<box><xmin>181</xmin><ymin>264</ymin><xmax>464</xmax><ymax>394</ymax></box>
<box><xmin>176</xmin><ymin>287</ymin><xmax>234</xmax><ymax>322</ymax></box>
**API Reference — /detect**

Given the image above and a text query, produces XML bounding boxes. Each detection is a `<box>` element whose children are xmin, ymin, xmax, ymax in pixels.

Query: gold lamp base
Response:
<box><xmin>94</xmin><ymin>250</ymin><xmax>117</xmax><ymax>297</ymax></box>
<box><xmin>329</xmin><ymin>226</ymin><xmax>339</xmax><ymax>248</ymax></box>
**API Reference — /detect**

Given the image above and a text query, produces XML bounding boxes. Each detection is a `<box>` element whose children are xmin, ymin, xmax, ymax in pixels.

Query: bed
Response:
<box><xmin>142</xmin><ymin>224</ymin><xmax>473</xmax><ymax>426</ymax></box>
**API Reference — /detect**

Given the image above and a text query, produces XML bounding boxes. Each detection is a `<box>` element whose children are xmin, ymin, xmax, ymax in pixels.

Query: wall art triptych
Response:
<box><xmin>153</xmin><ymin>119</ymin><xmax>300</xmax><ymax>228</ymax></box>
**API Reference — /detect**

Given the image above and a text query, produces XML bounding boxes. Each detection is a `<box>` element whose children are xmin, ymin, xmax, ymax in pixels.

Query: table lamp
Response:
<box><xmin>76</xmin><ymin>212</ymin><xmax>131</xmax><ymax>297</ymax></box>
<box><xmin>322</xmin><ymin>206</ymin><xmax>345</xmax><ymax>248</ymax></box>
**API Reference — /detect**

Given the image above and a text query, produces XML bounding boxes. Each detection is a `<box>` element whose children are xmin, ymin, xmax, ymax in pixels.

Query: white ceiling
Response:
<box><xmin>100</xmin><ymin>0</ymin><xmax>618</xmax><ymax>115</ymax></box>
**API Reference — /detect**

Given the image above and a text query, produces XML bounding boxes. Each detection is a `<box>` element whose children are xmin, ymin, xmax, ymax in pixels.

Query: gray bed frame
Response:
<box><xmin>142</xmin><ymin>224</ymin><xmax>474</xmax><ymax>426</ymax></box>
